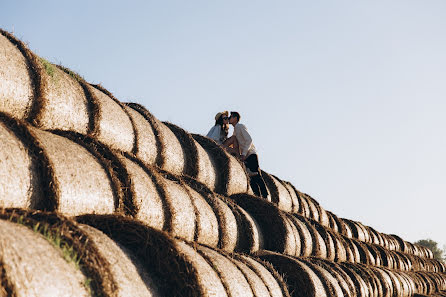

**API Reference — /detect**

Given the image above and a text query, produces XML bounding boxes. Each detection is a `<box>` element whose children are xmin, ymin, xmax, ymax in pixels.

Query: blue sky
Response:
<box><xmin>2</xmin><ymin>1</ymin><xmax>446</xmax><ymax>247</ymax></box>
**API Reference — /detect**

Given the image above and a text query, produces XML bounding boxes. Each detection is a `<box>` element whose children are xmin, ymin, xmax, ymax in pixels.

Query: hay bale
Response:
<box><xmin>183</xmin><ymin>177</ymin><xmax>239</xmax><ymax>252</ymax></box>
<box><xmin>268</xmin><ymin>173</ymin><xmax>293</xmax><ymax>212</ymax></box>
<box><xmin>299</xmin><ymin>259</ymin><xmax>345</xmax><ymax>297</ymax></box>
<box><xmin>192</xmin><ymin>133</ymin><xmax>250</xmax><ymax>196</ymax></box>
<box><xmin>339</xmin><ymin>263</ymin><xmax>376</xmax><ymax>297</ymax></box>
<box><xmin>126</xmin><ymin>103</ymin><xmax>185</xmax><ymax>175</ymax></box>
<box><xmin>85</xmin><ymin>84</ymin><xmax>135</xmax><ymax>152</ymax></box>
<box><xmin>0</xmin><ymin>208</ymin><xmax>119</xmax><ymax>297</ymax></box>
<box><xmin>351</xmin><ymin>239</ymin><xmax>374</xmax><ymax>265</ymax></box>
<box><xmin>118</xmin><ymin>156</ymin><xmax>165</xmax><ymax>230</ymax></box>
<box><xmin>196</xmin><ymin>246</ymin><xmax>254</xmax><ymax>297</ymax></box>
<box><xmin>0</xmin><ymin>219</ymin><xmax>90</xmax><ymax>297</ymax></box>
<box><xmin>325</xmin><ymin>211</ymin><xmax>339</xmax><ymax>233</ymax></box>
<box><xmin>311</xmin><ymin>259</ymin><xmax>357</xmax><ymax>297</ymax></box>
<box><xmin>365</xmin><ymin>243</ymin><xmax>383</xmax><ymax>267</ymax></box>
<box><xmin>123</xmin><ymin>105</ymin><xmax>158</xmax><ymax>166</ymax></box>
<box><xmin>226</xmin><ymin>200</ymin><xmax>263</xmax><ymax>253</ymax></box>
<box><xmin>301</xmin><ymin>193</ymin><xmax>320</xmax><ymax>222</ymax></box>
<box><xmin>78</xmin><ymin>224</ymin><xmax>160</xmax><ymax>297</ymax></box>
<box><xmin>292</xmin><ymin>214</ymin><xmax>327</xmax><ymax>258</ymax></box>
<box><xmin>327</xmin><ymin>229</ymin><xmax>347</xmax><ymax>262</ymax></box>
<box><xmin>369</xmin><ymin>267</ymin><xmax>394</xmax><ymax>297</ymax></box>
<box><xmin>340</xmin><ymin>218</ymin><xmax>354</xmax><ymax>239</ymax></box>
<box><xmin>33</xmin><ymin>60</ymin><xmax>90</xmax><ymax>134</ymax></box>
<box><xmin>0</xmin><ymin>30</ymin><xmax>35</xmax><ymax>119</ymax></box>
<box><xmin>312</xmin><ymin>223</ymin><xmax>336</xmax><ymax>261</ymax></box>
<box><xmin>282</xmin><ymin>181</ymin><xmax>301</xmax><ymax>214</ymax></box>
<box><xmin>76</xmin><ymin>214</ymin><xmax>228</xmax><ymax>296</ymax></box>
<box><xmin>341</xmin><ymin>236</ymin><xmax>361</xmax><ymax>263</ymax></box>
<box><xmin>236</xmin><ymin>255</ymin><xmax>291</xmax><ymax>297</ymax></box>
<box><xmin>286</xmin><ymin>213</ymin><xmax>314</xmax><ymax>257</ymax></box>
<box><xmin>337</xmin><ymin>263</ymin><xmax>371</xmax><ymax>297</ymax></box>
<box><xmin>163</xmin><ymin>122</ymin><xmax>217</xmax><ymax>190</ymax></box>
<box><xmin>230</xmin><ymin>193</ymin><xmax>299</xmax><ymax>256</ymax></box>
<box><xmin>256</xmin><ymin>251</ymin><xmax>328</xmax><ymax>297</ymax></box>
<box><xmin>0</xmin><ymin>113</ymin><xmax>56</xmax><ymax>211</ymax></box>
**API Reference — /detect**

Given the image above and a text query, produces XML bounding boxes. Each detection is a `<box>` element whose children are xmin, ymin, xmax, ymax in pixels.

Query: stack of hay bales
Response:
<box><xmin>1</xmin><ymin>29</ymin><xmax>446</xmax><ymax>296</ymax></box>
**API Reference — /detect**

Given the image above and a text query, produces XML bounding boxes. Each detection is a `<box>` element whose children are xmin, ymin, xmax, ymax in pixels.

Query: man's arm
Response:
<box><xmin>237</xmin><ymin>124</ymin><xmax>252</xmax><ymax>158</ymax></box>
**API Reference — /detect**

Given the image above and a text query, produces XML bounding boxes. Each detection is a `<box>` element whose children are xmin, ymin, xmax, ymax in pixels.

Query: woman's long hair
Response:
<box><xmin>215</xmin><ymin>116</ymin><xmax>229</xmax><ymax>142</ymax></box>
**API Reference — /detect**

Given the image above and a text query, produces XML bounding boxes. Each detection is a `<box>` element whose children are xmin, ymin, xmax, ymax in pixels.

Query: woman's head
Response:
<box><xmin>214</xmin><ymin>111</ymin><xmax>229</xmax><ymax>126</ymax></box>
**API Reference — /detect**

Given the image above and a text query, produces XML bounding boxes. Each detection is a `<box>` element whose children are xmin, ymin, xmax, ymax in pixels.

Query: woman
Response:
<box><xmin>206</xmin><ymin>111</ymin><xmax>230</xmax><ymax>145</ymax></box>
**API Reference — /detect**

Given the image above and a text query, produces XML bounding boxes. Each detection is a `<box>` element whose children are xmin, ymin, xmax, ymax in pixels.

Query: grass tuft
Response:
<box><xmin>39</xmin><ymin>57</ymin><xmax>55</xmax><ymax>77</ymax></box>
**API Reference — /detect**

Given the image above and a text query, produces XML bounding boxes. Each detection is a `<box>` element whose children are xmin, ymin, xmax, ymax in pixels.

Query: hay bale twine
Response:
<box><xmin>196</xmin><ymin>246</ymin><xmax>255</xmax><ymax>297</ymax></box>
<box><xmin>163</xmin><ymin>122</ymin><xmax>217</xmax><ymax>190</ymax></box>
<box><xmin>0</xmin><ymin>30</ymin><xmax>35</xmax><ymax>119</ymax></box>
<box><xmin>230</xmin><ymin>193</ymin><xmax>299</xmax><ymax>256</ymax></box>
<box><xmin>78</xmin><ymin>224</ymin><xmax>160</xmax><ymax>296</ymax></box>
<box><xmin>86</xmin><ymin>84</ymin><xmax>135</xmax><ymax>152</ymax></box>
<box><xmin>257</xmin><ymin>251</ymin><xmax>327</xmax><ymax>297</ymax></box>
<box><xmin>236</xmin><ymin>255</ymin><xmax>291</xmax><ymax>297</ymax></box>
<box><xmin>30</xmin><ymin>128</ymin><xmax>116</xmax><ymax>216</ymax></box>
<box><xmin>192</xmin><ymin>133</ymin><xmax>250</xmax><ymax>196</ymax></box>
<box><xmin>270</xmin><ymin>173</ymin><xmax>294</xmax><ymax>212</ymax></box>
<box><xmin>0</xmin><ymin>219</ymin><xmax>90</xmax><ymax>297</ymax></box>
<box><xmin>123</xmin><ymin>104</ymin><xmax>158</xmax><ymax>166</ymax></box>
<box><xmin>34</xmin><ymin>60</ymin><xmax>90</xmax><ymax>134</ymax></box>
<box><xmin>76</xmin><ymin>214</ymin><xmax>228</xmax><ymax>297</ymax></box>
<box><xmin>299</xmin><ymin>259</ymin><xmax>345</xmax><ymax>297</ymax></box>
<box><xmin>286</xmin><ymin>213</ymin><xmax>314</xmax><ymax>257</ymax></box>
<box><xmin>282</xmin><ymin>181</ymin><xmax>301</xmax><ymax>214</ymax></box>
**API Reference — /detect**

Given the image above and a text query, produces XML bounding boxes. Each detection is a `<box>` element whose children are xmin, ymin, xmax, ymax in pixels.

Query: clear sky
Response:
<box><xmin>2</xmin><ymin>1</ymin><xmax>446</xmax><ymax>248</ymax></box>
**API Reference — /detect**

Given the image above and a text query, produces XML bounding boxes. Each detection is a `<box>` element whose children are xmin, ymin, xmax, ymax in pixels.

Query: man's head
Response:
<box><xmin>229</xmin><ymin>111</ymin><xmax>240</xmax><ymax>126</ymax></box>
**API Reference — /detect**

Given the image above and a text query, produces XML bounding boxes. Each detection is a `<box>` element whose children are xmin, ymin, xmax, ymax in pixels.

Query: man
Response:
<box><xmin>225</xmin><ymin>111</ymin><xmax>268</xmax><ymax>198</ymax></box>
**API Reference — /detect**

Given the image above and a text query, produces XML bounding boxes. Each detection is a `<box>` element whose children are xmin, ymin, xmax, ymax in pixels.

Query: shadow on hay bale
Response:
<box><xmin>76</xmin><ymin>214</ymin><xmax>289</xmax><ymax>297</ymax></box>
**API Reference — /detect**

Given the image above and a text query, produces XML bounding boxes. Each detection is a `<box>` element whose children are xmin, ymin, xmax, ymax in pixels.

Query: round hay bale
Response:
<box><xmin>343</xmin><ymin>219</ymin><xmax>366</xmax><ymax>242</ymax></box>
<box><xmin>0</xmin><ymin>208</ymin><xmax>119</xmax><ymax>297</ymax></box>
<box><xmin>315</xmin><ymin>204</ymin><xmax>330</xmax><ymax>228</ymax></box>
<box><xmin>76</xmin><ymin>214</ymin><xmax>228</xmax><ymax>297</ymax></box>
<box><xmin>394</xmin><ymin>251</ymin><xmax>412</xmax><ymax>271</ymax></box>
<box><xmin>0</xmin><ymin>113</ymin><xmax>56</xmax><ymax>211</ymax></box>
<box><xmin>337</xmin><ymin>263</ymin><xmax>371</xmax><ymax>297</ymax></box>
<box><xmin>34</xmin><ymin>60</ymin><xmax>90</xmax><ymax>134</ymax></box>
<box><xmin>118</xmin><ymin>156</ymin><xmax>165</xmax><ymax>230</ymax></box>
<box><xmin>86</xmin><ymin>84</ymin><xmax>135</xmax><ymax>152</ymax></box>
<box><xmin>78</xmin><ymin>224</ymin><xmax>160</xmax><ymax>297</ymax></box>
<box><xmin>342</xmin><ymin>236</ymin><xmax>361</xmax><ymax>263</ymax></box>
<box><xmin>230</xmin><ymin>193</ymin><xmax>299</xmax><ymax>256</ymax></box>
<box><xmin>389</xmin><ymin>234</ymin><xmax>406</xmax><ymax>252</ymax></box>
<box><xmin>312</xmin><ymin>223</ymin><xmax>336</xmax><ymax>261</ymax></box>
<box><xmin>301</xmin><ymin>193</ymin><xmax>320</xmax><ymax>222</ymax></box>
<box><xmin>0</xmin><ymin>219</ymin><xmax>90</xmax><ymax>297</ymax></box>
<box><xmin>325</xmin><ymin>211</ymin><xmax>339</xmax><ymax>233</ymax></box>
<box><xmin>196</xmin><ymin>246</ymin><xmax>254</xmax><ymax>297</ymax></box>
<box><xmin>340</xmin><ymin>236</ymin><xmax>356</xmax><ymax>263</ymax></box>
<box><xmin>286</xmin><ymin>213</ymin><xmax>313</xmax><ymax>257</ymax></box>
<box><xmin>291</xmin><ymin>214</ymin><xmax>327</xmax><ymax>258</ymax></box>
<box><xmin>299</xmin><ymin>259</ymin><xmax>345</xmax><ymax>297</ymax></box>
<box><xmin>149</xmin><ymin>169</ymin><xmax>196</xmax><ymax>242</ymax></box>
<box><xmin>340</xmin><ymin>218</ymin><xmax>354</xmax><ymax>239</ymax></box>
<box><xmin>340</xmin><ymin>263</ymin><xmax>376</xmax><ymax>297</ymax></box>
<box><xmin>236</xmin><ymin>255</ymin><xmax>291</xmax><ymax>297</ymax></box>
<box><xmin>46</xmin><ymin>128</ymin><xmax>123</xmax><ymax>215</ymax></box>
<box><xmin>123</xmin><ymin>104</ymin><xmax>158</xmax><ymax>166</ymax></box>
<box><xmin>256</xmin><ymin>251</ymin><xmax>328</xmax><ymax>297</ymax></box>
<box><xmin>163</xmin><ymin>122</ymin><xmax>217</xmax><ymax>190</ymax></box>
<box><xmin>125</xmin><ymin>103</ymin><xmax>185</xmax><ymax>175</ymax></box>
<box><xmin>327</xmin><ymin>229</ymin><xmax>347</xmax><ymax>262</ymax></box>
<box><xmin>365</xmin><ymin>243</ymin><xmax>383</xmax><ymax>267</ymax></box>
<box><xmin>373</xmin><ymin>244</ymin><xmax>394</xmax><ymax>269</ymax></box>
<box><xmin>0</xmin><ymin>30</ymin><xmax>34</xmax><ymax>119</ymax></box>
<box><xmin>367</xmin><ymin>226</ymin><xmax>385</xmax><ymax>246</ymax></box>
<box><xmin>282</xmin><ymin>181</ymin><xmax>301</xmax><ymax>214</ymax></box>
<box><xmin>369</xmin><ymin>267</ymin><xmax>394</xmax><ymax>297</ymax></box>
<box><xmin>182</xmin><ymin>177</ymin><xmax>239</xmax><ymax>252</ymax></box>
<box><xmin>312</xmin><ymin>259</ymin><xmax>357</xmax><ymax>297</ymax></box>
<box><xmin>351</xmin><ymin>239</ymin><xmax>374</xmax><ymax>265</ymax></box>
<box><xmin>226</xmin><ymin>201</ymin><xmax>263</xmax><ymax>253</ymax></box>
<box><xmin>330</xmin><ymin>213</ymin><xmax>348</xmax><ymax>236</ymax></box>
<box><xmin>269</xmin><ymin>173</ymin><xmax>294</xmax><ymax>212</ymax></box>
<box><xmin>293</xmin><ymin>188</ymin><xmax>311</xmax><ymax>217</ymax></box>
<box><xmin>393</xmin><ymin>271</ymin><xmax>414</xmax><ymax>297</ymax></box>
<box><xmin>192</xmin><ymin>133</ymin><xmax>250</xmax><ymax>196</ymax></box>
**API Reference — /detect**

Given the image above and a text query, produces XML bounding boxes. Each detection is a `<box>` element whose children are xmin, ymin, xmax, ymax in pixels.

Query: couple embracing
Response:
<box><xmin>207</xmin><ymin>111</ymin><xmax>268</xmax><ymax>198</ymax></box>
